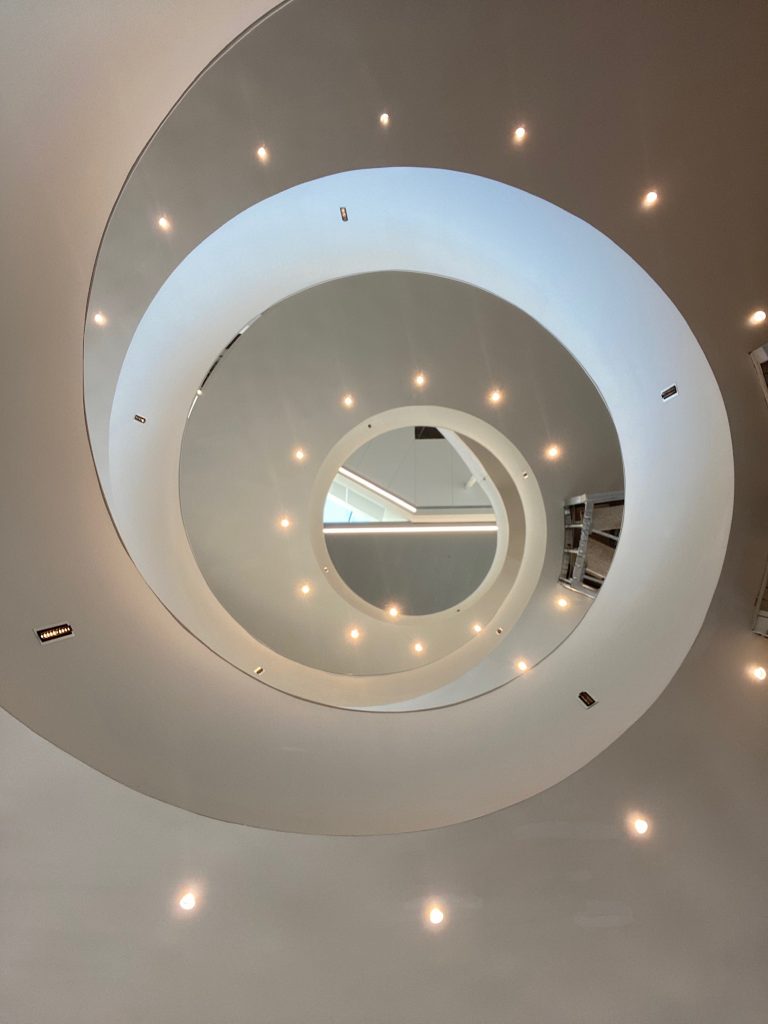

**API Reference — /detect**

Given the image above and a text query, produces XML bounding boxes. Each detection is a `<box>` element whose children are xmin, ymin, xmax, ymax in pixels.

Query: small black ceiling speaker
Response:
<box><xmin>578</xmin><ymin>691</ymin><xmax>597</xmax><ymax>708</ymax></box>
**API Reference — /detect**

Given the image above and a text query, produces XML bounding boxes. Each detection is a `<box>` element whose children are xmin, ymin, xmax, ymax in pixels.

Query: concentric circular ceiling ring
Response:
<box><xmin>71</xmin><ymin>165</ymin><xmax>734</xmax><ymax>833</ymax></box>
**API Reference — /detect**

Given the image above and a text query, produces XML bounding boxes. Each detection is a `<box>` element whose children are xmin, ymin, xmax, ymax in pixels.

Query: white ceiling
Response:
<box><xmin>1</xmin><ymin>0</ymin><xmax>767</xmax><ymax>1020</ymax></box>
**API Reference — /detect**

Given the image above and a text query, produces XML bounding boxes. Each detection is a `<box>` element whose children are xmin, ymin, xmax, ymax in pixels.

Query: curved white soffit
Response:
<box><xmin>100</xmin><ymin>167</ymin><xmax>732</xmax><ymax>834</ymax></box>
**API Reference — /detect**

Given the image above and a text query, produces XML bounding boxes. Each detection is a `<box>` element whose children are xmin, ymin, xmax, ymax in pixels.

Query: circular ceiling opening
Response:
<box><xmin>70</xmin><ymin>143</ymin><xmax>733</xmax><ymax>830</ymax></box>
<box><xmin>323</xmin><ymin>425</ymin><xmax>503</xmax><ymax>615</ymax></box>
<box><xmin>173</xmin><ymin>269</ymin><xmax>623</xmax><ymax>700</ymax></box>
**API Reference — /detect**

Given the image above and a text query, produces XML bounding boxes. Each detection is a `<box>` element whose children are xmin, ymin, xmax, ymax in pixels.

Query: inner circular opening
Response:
<box><xmin>323</xmin><ymin>426</ymin><xmax>499</xmax><ymax>615</ymax></box>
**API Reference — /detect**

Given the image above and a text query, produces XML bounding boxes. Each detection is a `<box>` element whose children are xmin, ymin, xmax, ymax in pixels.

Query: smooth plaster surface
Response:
<box><xmin>1</xmin><ymin>0</ymin><xmax>767</xmax><ymax>1020</ymax></box>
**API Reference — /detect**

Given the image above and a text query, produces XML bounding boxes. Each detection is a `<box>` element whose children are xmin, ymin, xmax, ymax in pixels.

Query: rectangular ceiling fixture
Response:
<box><xmin>661</xmin><ymin>385</ymin><xmax>678</xmax><ymax>400</ymax></box>
<box><xmin>578</xmin><ymin>691</ymin><xmax>597</xmax><ymax>708</ymax></box>
<box><xmin>340</xmin><ymin>206</ymin><xmax>348</xmax><ymax>222</ymax></box>
<box><xmin>323</xmin><ymin>523</ymin><xmax>498</xmax><ymax>535</ymax></box>
<box><xmin>134</xmin><ymin>414</ymin><xmax>146</xmax><ymax>424</ymax></box>
<box><xmin>36</xmin><ymin>623</ymin><xmax>73</xmax><ymax>643</ymax></box>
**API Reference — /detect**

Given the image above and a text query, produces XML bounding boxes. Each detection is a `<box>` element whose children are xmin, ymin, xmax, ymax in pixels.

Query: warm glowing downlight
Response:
<box><xmin>93</xmin><ymin>311</ymin><xmax>107</xmax><ymax>326</ymax></box>
<box><xmin>293</xmin><ymin>447</ymin><xmax>307</xmax><ymax>462</ymax></box>
<box><xmin>472</xmin><ymin>623</ymin><xmax>483</xmax><ymax>635</ymax></box>
<box><xmin>545</xmin><ymin>444</ymin><xmax>561</xmax><ymax>460</ymax></box>
<box><xmin>413</xmin><ymin>641</ymin><xmax>425</xmax><ymax>654</ymax></box>
<box><xmin>631</xmin><ymin>816</ymin><xmax>650</xmax><ymax>836</ymax></box>
<box><xmin>750</xmin><ymin>665</ymin><xmax>767</xmax><ymax>682</ymax></box>
<box><xmin>748</xmin><ymin>309</ymin><xmax>766</xmax><ymax>326</ymax></box>
<box><xmin>278</xmin><ymin>516</ymin><xmax>292</xmax><ymax>530</ymax></box>
<box><xmin>413</xmin><ymin>371</ymin><xmax>427</xmax><ymax>388</ymax></box>
<box><xmin>387</xmin><ymin>604</ymin><xmax>401</xmax><ymax>619</ymax></box>
<box><xmin>427</xmin><ymin>905</ymin><xmax>445</xmax><ymax>926</ymax></box>
<box><xmin>642</xmin><ymin>189</ymin><xmax>659</xmax><ymax>208</ymax></box>
<box><xmin>487</xmin><ymin>387</ymin><xmax>503</xmax><ymax>405</ymax></box>
<box><xmin>513</xmin><ymin>124</ymin><xmax>527</xmax><ymax>143</ymax></box>
<box><xmin>348</xmin><ymin>627</ymin><xmax>362</xmax><ymax>641</ymax></box>
<box><xmin>516</xmin><ymin>659</ymin><xmax>529</xmax><ymax>673</ymax></box>
<box><xmin>157</xmin><ymin>215</ymin><xmax>172</xmax><ymax>232</ymax></box>
<box><xmin>179</xmin><ymin>892</ymin><xmax>196</xmax><ymax>911</ymax></box>
<box><xmin>341</xmin><ymin>393</ymin><xmax>355</xmax><ymax>408</ymax></box>
<box><xmin>379</xmin><ymin>112</ymin><xmax>390</xmax><ymax>126</ymax></box>
<box><xmin>556</xmin><ymin>596</ymin><xmax>569</xmax><ymax>609</ymax></box>
<box><xmin>298</xmin><ymin>582</ymin><xmax>312</xmax><ymax>597</ymax></box>
<box><xmin>256</xmin><ymin>145</ymin><xmax>269</xmax><ymax>162</ymax></box>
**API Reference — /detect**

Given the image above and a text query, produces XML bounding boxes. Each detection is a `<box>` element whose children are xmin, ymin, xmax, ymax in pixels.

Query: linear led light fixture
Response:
<box><xmin>324</xmin><ymin>523</ymin><xmax>498</xmax><ymax>535</ymax></box>
<box><xmin>36</xmin><ymin>623</ymin><xmax>73</xmax><ymax>643</ymax></box>
<box><xmin>337</xmin><ymin>466</ymin><xmax>418</xmax><ymax>514</ymax></box>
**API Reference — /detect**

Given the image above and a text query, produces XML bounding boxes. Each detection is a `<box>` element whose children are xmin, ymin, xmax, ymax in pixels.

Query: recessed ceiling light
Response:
<box><xmin>631</xmin><ymin>816</ymin><xmax>650</xmax><ymax>836</ymax></box>
<box><xmin>545</xmin><ymin>444</ymin><xmax>561</xmax><ymax>460</ymax></box>
<box><xmin>293</xmin><ymin>447</ymin><xmax>307</xmax><ymax>462</ymax></box>
<box><xmin>750</xmin><ymin>665</ymin><xmax>767</xmax><ymax>682</ymax></box>
<box><xmin>556</xmin><ymin>596</ymin><xmax>569</xmax><ymax>609</ymax></box>
<box><xmin>36</xmin><ymin>623</ymin><xmax>73</xmax><ymax>643</ymax></box>
<box><xmin>413</xmin><ymin>641</ymin><xmax>425</xmax><ymax>654</ymax></box>
<box><xmin>387</xmin><ymin>604</ymin><xmax>401</xmax><ymax>619</ymax></box>
<box><xmin>642</xmin><ymin>189</ymin><xmax>659</xmax><ymax>208</ymax></box>
<box><xmin>278</xmin><ymin>515</ymin><xmax>292</xmax><ymax>530</ymax></box>
<box><xmin>413</xmin><ymin>371</ymin><xmax>427</xmax><ymax>389</ymax></box>
<box><xmin>348</xmin><ymin>626</ymin><xmax>362</xmax><ymax>641</ymax></box>
<box><xmin>256</xmin><ymin>145</ymin><xmax>269</xmax><ymax>162</ymax></box>
<box><xmin>157</xmin><ymin>214</ymin><xmax>172</xmax><ymax>232</ymax></box>
<box><xmin>179</xmin><ymin>892</ymin><xmax>196</xmax><ymax>911</ymax></box>
<box><xmin>516</xmin><ymin>659</ymin><xmax>529</xmax><ymax>672</ymax></box>
<box><xmin>513</xmin><ymin>124</ymin><xmax>527</xmax><ymax>144</ymax></box>
<box><xmin>341</xmin><ymin>393</ymin><xmax>355</xmax><ymax>408</ymax></box>
<box><xmin>254</xmin><ymin>666</ymin><xmax>264</xmax><ymax>675</ymax></box>
<box><xmin>748</xmin><ymin>309</ymin><xmax>766</xmax><ymax>326</ymax></box>
<box><xmin>379</xmin><ymin>112</ymin><xmax>390</xmax><ymax>126</ymax></box>
<box><xmin>427</xmin><ymin>905</ymin><xmax>445</xmax><ymax>926</ymax></box>
<box><xmin>298</xmin><ymin>582</ymin><xmax>312</xmax><ymax>597</ymax></box>
<box><xmin>471</xmin><ymin>622</ymin><xmax>483</xmax><ymax>634</ymax></box>
<box><xmin>487</xmin><ymin>387</ymin><xmax>504</xmax><ymax>405</ymax></box>
<box><xmin>93</xmin><ymin>311</ymin><xmax>108</xmax><ymax>326</ymax></box>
